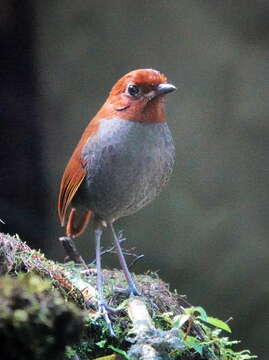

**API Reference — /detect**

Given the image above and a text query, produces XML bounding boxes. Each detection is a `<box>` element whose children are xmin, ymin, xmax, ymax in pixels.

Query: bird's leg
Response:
<box><xmin>88</xmin><ymin>236</ymin><xmax>127</xmax><ymax>266</ymax></box>
<box><xmin>110</xmin><ymin>222</ymin><xmax>140</xmax><ymax>296</ymax></box>
<box><xmin>94</xmin><ymin>224</ymin><xmax>115</xmax><ymax>336</ymax></box>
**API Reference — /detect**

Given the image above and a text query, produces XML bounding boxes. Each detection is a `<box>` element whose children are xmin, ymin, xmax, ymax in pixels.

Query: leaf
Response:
<box><xmin>184</xmin><ymin>306</ymin><xmax>207</xmax><ymax>321</ymax></box>
<box><xmin>173</xmin><ymin>314</ymin><xmax>190</xmax><ymax>328</ymax></box>
<box><xmin>184</xmin><ymin>335</ymin><xmax>204</xmax><ymax>355</ymax></box>
<box><xmin>96</xmin><ymin>339</ymin><xmax>107</xmax><ymax>348</ymax></box>
<box><xmin>65</xmin><ymin>346</ymin><xmax>77</xmax><ymax>359</ymax></box>
<box><xmin>193</xmin><ymin>306</ymin><xmax>208</xmax><ymax>321</ymax></box>
<box><xmin>94</xmin><ymin>355</ymin><xmax>118</xmax><ymax>360</ymax></box>
<box><xmin>109</xmin><ymin>346</ymin><xmax>132</xmax><ymax>360</ymax></box>
<box><xmin>198</xmin><ymin>316</ymin><xmax>232</xmax><ymax>333</ymax></box>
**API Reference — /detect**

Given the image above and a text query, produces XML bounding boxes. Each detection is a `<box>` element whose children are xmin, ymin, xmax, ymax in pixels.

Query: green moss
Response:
<box><xmin>0</xmin><ymin>273</ymin><xmax>83</xmax><ymax>360</ymax></box>
<box><xmin>0</xmin><ymin>233</ymin><xmax>257</xmax><ymax>360</ymax></box>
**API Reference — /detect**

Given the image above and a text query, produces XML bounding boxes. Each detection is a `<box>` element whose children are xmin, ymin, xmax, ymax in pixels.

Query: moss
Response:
<box><xmin>0</xmin><ymin>233</ymin><xmax>257</xmax><ymax>360</ymax></box>
<box><xmin>0</xmin><ymin>273</ymin><xmax>83</xmax><ymax>360</ymax></box>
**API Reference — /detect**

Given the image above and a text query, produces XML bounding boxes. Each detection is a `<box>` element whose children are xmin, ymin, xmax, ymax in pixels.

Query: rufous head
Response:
<box><xmin>98</xmin><ymin>69</ymin><xmax>176</xmax><ymax>123</ymax></box>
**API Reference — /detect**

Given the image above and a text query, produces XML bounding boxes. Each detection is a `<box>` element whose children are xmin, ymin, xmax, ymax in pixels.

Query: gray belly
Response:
<box><xmin>81</xmin><ymin>117</ymin><xmax>175</xmax><ymax>222</ymax></box>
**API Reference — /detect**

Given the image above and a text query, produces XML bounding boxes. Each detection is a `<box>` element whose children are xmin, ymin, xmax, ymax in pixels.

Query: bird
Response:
<box><xmin>58</xmin><ymin>68</ymin><xmax>176</xmax><ymax>332</ymax></box>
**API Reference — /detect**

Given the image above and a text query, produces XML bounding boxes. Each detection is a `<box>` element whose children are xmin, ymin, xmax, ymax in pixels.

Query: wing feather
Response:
<box><xmin>58</xmin><ymin>150</ymin><xmax>86</xmax><ymax>226</ymax></box>
<box><xmin>58</xmin><ymin>116</ymin><xmax>101</xmax><ymax>227</ymax></box>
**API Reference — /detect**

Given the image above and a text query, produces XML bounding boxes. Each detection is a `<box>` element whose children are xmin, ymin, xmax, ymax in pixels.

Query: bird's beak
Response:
<box><xmin>156</xmin><ymin>83</ymin><xmax>177</xmax><ymax>96</ymax></box>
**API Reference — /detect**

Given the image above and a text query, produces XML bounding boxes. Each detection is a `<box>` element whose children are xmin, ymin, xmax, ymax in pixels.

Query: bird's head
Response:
<box><xmin>99</xmin><ymin>69</ymin><xmax>176</xmax><ymax>123</ymax></box>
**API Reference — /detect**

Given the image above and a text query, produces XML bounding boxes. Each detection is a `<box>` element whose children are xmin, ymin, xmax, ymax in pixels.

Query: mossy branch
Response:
<box><xmin>0</xmin><ymin>232</ymin><xmax>256</xmax><ymax>360</ymax></box>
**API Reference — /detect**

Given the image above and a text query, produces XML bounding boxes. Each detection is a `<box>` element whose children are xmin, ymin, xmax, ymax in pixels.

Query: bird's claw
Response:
<box><xmin>101</xmin><ymin>306</ymin><xmax>115</xmax><ymax>337</ymax></box>
<box><xmin>97</xmin><ymin>301</ymin><xmax>120</xmax><ymax>337</ymax></box>
<box><xmin>99</xmin><ymin>301</ymin><xmax>120</xmax><ymax>314</ymax></box>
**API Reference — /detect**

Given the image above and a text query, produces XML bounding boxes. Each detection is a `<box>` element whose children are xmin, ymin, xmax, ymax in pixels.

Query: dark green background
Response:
<box><xmin>1</xmin><ymin>1</ymin><xmax>268</xmax><ymax>358</ymax></box>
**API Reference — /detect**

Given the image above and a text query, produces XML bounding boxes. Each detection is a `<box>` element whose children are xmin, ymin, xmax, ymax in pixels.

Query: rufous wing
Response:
<box><xmin>58</xmin><ymin>148</ymin><xmax>86</xmax><ymax>227</ymax></box>
<box><xmin>58</xmin><ymin>116</ymin><xmax>101</xmax><ymax>236</ymax></box>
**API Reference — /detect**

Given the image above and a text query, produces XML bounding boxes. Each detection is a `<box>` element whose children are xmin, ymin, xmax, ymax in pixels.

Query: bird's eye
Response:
<box><xmin>127</xmin><ymin>84</ymin><xmax>140</xmax><ymax>97</ymax></box>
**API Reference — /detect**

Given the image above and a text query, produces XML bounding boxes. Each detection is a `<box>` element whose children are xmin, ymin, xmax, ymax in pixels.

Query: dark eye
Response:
<box><xmin>127</xmin><ymin>84</ymin><xmax>140</xmax><ymax>97</ymax></box>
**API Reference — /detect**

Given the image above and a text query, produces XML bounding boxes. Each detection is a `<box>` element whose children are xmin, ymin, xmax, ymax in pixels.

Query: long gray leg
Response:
<box><xmin>94</xmin><ymin>225</ymin><xmax>115</xmax><ymax>336</ymax></box>
<box><xmin>110</xmin><ymin>222</ymin><xmax>140</xmax><ymax>296</ymax></box>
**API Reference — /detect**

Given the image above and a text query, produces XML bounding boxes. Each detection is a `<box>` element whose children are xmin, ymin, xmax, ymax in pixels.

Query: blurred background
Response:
<box><xmin>1</xmin><ymin>0</ymin><xmax>268</xmax><ymax>357</ymax></box>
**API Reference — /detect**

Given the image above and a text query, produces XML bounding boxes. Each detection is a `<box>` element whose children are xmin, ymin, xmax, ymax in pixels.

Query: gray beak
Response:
<box><xmin>156</xmin><ymin>83</ymin><xmax>177</xmax><ymax>95</ymax></box>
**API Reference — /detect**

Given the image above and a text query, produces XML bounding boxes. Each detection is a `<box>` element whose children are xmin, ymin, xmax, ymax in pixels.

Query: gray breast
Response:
<box><xmin>81</xmin><ymin>117</ymin><xmax>175</xmax><ymax>222</ymax></box>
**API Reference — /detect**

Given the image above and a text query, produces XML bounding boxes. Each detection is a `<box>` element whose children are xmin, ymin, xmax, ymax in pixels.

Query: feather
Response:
<box><xmin>66</xmin><ymin>207</ymin><xmax>92</xmax><ymax>238</ymax></box>
<box><xmin>58</xmin><ymin>117</ymin><xmax>100</xmax><ymax>227</ymax></box>
<box><xmin>58</xmin><ymin>150</ymin><xmax>86</xmax><ymax>226</ymax></box>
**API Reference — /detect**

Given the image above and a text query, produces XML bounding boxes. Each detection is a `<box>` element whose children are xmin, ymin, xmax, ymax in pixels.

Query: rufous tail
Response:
<box><xmin>66</xmin><ymin>207</ymin><xmax>92</xmax><ymax>238</ymax></box>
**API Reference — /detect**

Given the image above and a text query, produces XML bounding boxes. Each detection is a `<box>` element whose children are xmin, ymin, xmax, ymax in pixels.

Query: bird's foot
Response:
<box><xmin>97</xmin><ymin>299</ymin><xmax>121</xmax><ymax>337</ymax></box>
<box><xmin>128</xmin><ymin>282</ymin><xmax>140</xmax><ymax>296</ymax></box>
<box><xmin>99</xmin><ymin>302</ymin><xmax>115</xmax><ymax>337</ymax></box>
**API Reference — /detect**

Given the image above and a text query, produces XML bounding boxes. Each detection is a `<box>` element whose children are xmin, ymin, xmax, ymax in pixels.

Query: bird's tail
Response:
<box><xmin>66</xmin><ymin>207</ymin><xmax>92</xmax><ymax>238</ymax></box>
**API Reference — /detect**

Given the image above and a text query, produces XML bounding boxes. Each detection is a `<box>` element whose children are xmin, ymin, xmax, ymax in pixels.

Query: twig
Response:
<box><xmin>128</xmin><ymin>254</ymin><xmax>144</xmax><ymax>269</ymax></box>
<box><xmin>184</xmin><ymin>317</ymin><xmax>193</xmax><ymax>340</ymax></box>
<box><xmin>88</xmin><ymin>237</ymin><xmax>127</xmax><ymax>266</ymax></box>
<box><xmin>59</xmin><ymin>236</ymin><xmax>87</xmax><ymax>268</ymax></box>
<box><xmin>89</xmin><ymin>240</ymin><xmax>144</xmax><ymax>269</ymax></box>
